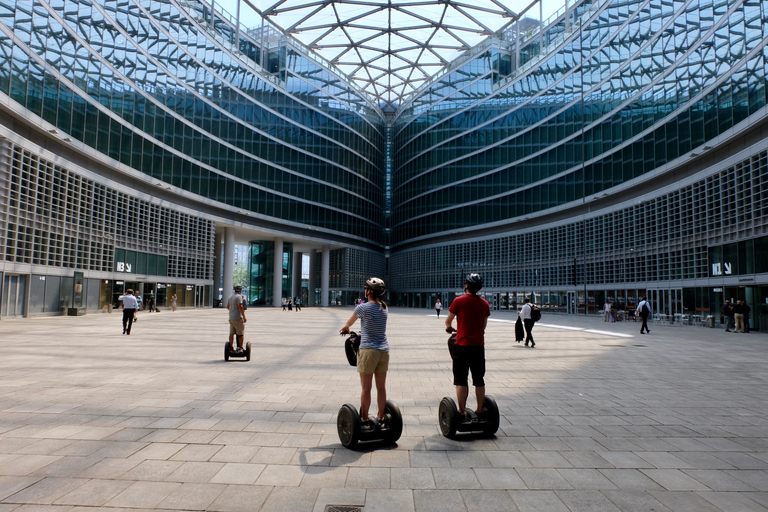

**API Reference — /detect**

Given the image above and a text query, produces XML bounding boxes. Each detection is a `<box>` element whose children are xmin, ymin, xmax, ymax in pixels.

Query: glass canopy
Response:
<box><xmin>245</xmin><ymin>0</ymin><xmax>539</xmax><ymax>111</ymax></box>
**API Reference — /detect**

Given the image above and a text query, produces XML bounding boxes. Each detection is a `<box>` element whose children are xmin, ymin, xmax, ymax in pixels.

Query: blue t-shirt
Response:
<box><xmin>355</xmin><ymin>302</ymin><xmax>389</xmax><ymax>351</ymax></box>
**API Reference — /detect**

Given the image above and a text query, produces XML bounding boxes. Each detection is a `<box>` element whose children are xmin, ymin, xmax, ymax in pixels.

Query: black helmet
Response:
<box><xmin>465</xmin><ymin>273</ymin><xmax>483</xmax><ymax>292</ymax></box>
<box><xmin>365</xmin><ymin>277</ymin><xmax>386</xmax><ymax>295</ymax></box>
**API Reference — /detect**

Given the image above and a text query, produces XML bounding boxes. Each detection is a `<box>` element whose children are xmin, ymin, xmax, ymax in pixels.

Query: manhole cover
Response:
<box><xmin>325</xmin><ymin>506</ymin><xmax>363</xmax><ymax>512</ymax></box>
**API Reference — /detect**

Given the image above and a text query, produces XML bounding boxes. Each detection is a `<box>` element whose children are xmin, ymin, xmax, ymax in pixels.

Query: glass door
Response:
<box><xmin>1</xmin><ymin>274</ymin><xmax>27</xmax><ymax>318</ymax></box>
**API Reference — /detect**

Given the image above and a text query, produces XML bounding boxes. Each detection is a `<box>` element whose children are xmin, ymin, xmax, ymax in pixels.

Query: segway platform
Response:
<box><xmin>438</xmin><ymin>396</ymin><xmax>500</xmax><ymax>438</ymax></box>
<box><xmin>224</xmin><ymin>341</ymin><xmax>251</xmax><ymax>361</ymax></box>
<box><xmin>337</xmin><ymin>400</ymin><xmax>403</xmax><ymax>449</ymax></box>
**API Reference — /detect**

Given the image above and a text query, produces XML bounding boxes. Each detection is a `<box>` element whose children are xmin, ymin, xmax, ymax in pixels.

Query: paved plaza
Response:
<box><xmin>1</xmin><ymin>306</ymin><xmax>767</xmax><ymax>512</ymax></box>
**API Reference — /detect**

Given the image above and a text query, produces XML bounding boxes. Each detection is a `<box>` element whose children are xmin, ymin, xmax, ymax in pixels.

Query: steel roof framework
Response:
<box><xmin>250</xmin><ymin>0</ymin><xmax>525</xmax><ymax>112</ymax></box>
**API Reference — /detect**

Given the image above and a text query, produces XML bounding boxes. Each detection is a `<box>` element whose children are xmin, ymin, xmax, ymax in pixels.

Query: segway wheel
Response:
<box><xmin>224</xmin><ymin>342</ymin><xmax>230</xmax><ymax>361</ymax></box>
<box><xmin>384</xmin><ymin>400</ymin><xmax>403</xmax><ymax>444</ymax></box>
<box><xmin>245</xmin><ymin>342</ymin><xmax>252</xmax><ymax>362</ymax></box>
<box><xmin>482</xmin><ymin>396</ymin><xmax>500</xmax><ymax>436</ymax></box>
<box><xmin>337</xmin><ymin>404</ymin><xmax>361</xmax><ymax>449</ymax></box>
<box><xmin>438</xmin><ymin>397</ymin><xmax>458</xmax><ymax>438</ymax></box>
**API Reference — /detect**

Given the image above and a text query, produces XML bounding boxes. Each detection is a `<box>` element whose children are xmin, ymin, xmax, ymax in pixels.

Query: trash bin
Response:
<box><xmin>707</xmin><ymin>315</ymin><xmax>714</xmax><ymax>328</ymax></box>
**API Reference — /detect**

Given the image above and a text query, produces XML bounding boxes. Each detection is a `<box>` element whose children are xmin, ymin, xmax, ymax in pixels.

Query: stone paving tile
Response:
<box><xmin>300</xmin><ymin>465</ymin><xmax>348</xmax><ymax>488</ymax></box>
<box><xmin>345</xmin><ymin>467</ymin><xmax>390</xmax><ymax>489</ymax></box>
<box><xmin>461</xmin><ymin>489</ymin><xmax>520</xmax><ymax>512</ymax></box>
<box><xmin>509</xmin><ymin>489</ymin><xmax>571</xmax><ymax>511</ymax></box>
<box><xmin>260</xmin><ymin>486</ymin><xmax>319</xmax><ymax>512</ymax></box>
<box><xmin>0</xmin><ymin>477</ymin><xmax>42</xmax><ymax>501</ymax></box>
<box><xmin>698</xmin><ymin>491</ymin><xmax>768</xmax><ymax>512</ymax></box>
<box><xmin>4</xmin><ymin>477</ymin><xmax>86</xmax><ymax>505</ymax></box>
<box><xmin>120</xmin><ymin>460</ymin><xmax>183</xmax><ymax>481</ymax></box>
<box><xmin>52</xmin><ymin>478</ymin><xmax>134</xmax><ymax>506</ymax></box>
<box><xmin>649</xmin><ymin>490</ymin><xmax>724</xmax><ymax>511</ymax></box>
<box><xmin>209</xmin><ymin>462</ymin><xmax>266</xmax><ymax>485</ymax></box>
<box><xmin>104</xmin><ymin>480</ymin><xmax>181</xmax><ymax>508</ymax></box>
<box><xmin>602</xmin><ymin>490</ymin><xmax>673</xmax><ymax>511</ymax></box>
<box><xmin>390</xmin><ymin>468</ymin><xmax>435</xmax><ymax>489</ymax></box>
<box><xmin>556</xmin><ymin>468</ymin><xmax>619</xmax><ymax>490</ymax></box>
<box><xmin>156</xmin><ymin>482</ymin><xmax>226</xmax><ymax>510</ymax></box>
<box><xmin>556</xmin><ymin>489</ymin><xmax>623</xmax><ymax>511</ymax></box>
<box><xmin>641</xmin><ymin>468</ymin><xmax>712</xmax><ymax>491</ymax></box>
<box><xmin>0</xmin><ymin>456</ymin><xmax>61</xmax><ymax>476</ymax></box>
<box><xmin>365</xmin><ymin>489</ymin><xmax>415</xmax><ymax>512</ymax></box>
<box><xmin>413</xmin><ymin>489</ymin><xmax>466</xmax><ymax>512</ymax></box>
<box><xmin>207</xmin><ymin>484</ymin><xmax>272</xmax><ymax>512</ymax></box>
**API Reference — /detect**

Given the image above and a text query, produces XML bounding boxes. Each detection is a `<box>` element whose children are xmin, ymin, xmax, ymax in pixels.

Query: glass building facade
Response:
<box><xmin>1</xmin><ymin>0</ymin><xmax>768</xmax><ymax>327</ymax></box>
<box><xmin>389</xmin><ymin>0</ymin><xmax>768</xmax><ymax>330</ymax></box>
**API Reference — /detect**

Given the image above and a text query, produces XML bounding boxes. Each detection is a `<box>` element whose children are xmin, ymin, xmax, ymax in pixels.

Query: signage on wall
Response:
<box><xmin>711</xmin><ymin>262</ymin><xmax>732</xmax><ymax>276</ymax></box>
<box><xmin>116</xmin><ymin>261</ymin><xmax>132</xmax><ymax>273</ymax></box>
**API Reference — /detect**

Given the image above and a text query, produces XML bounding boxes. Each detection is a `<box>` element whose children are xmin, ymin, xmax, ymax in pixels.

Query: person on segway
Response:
<box><xmin>339</xmin><ymin>277</ymin><xmax>390</xmax><ymax>432</ymax></box>
<box><xmin>444</xmin><ymin>273</ymin><xmax>491</xmax><ymax>420</ymax></box>
<box><xmin>226</xmin><ymin>285</ymin><xmax>247</xmax><ymax>353</ymax></box>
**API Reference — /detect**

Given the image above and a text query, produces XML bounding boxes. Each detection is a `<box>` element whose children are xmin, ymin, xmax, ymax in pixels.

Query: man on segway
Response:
<box><xmin>226</xmin><ymin>285</ymin><xmax>247</xmax><ymax>353</ymax></box>
<box><xmin>444</xmin><ymin>273</ymin><xmax>491</xmax><ymax>419</ymax></box>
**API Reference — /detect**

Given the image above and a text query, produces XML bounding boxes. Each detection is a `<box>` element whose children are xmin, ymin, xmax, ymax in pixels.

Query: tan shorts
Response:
<box><xmin>229</xmin><ymin>319</ymin><xmax>245</xmax><ymax>336</ymax></box>
<box><xmin>357</xmin><ymin>348</ymin><xmax>389</xmax><ymax>374</ymax></box>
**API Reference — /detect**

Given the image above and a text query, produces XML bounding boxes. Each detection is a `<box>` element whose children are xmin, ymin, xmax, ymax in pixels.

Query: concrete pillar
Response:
<box><xmin>223</xmin><ymin>228</ymin><xmax>235</xmax><ymax>297</ymax></box>
<box><xmin>308</xmin><ymin>249</ymin><xmax>317</xmax><ymax>307</ymax></box>
<box><xmin>213</xmin><ymin>229</ymin><xmax>223</xmax><ymax>303</ymax></box>
<box><xmin>321</xmin><ymin>245</ymin><xmax>330</xmax><ymax>307</ymax></box>
<box><xmin>292</xmin><ymin>251</ymin><xmax>302</xmax><ymax>299</ymax></box>
<box><xmin>273</xmin><ymin>237</ymin><xmax>283</xmax><ymax>307</ymax></box>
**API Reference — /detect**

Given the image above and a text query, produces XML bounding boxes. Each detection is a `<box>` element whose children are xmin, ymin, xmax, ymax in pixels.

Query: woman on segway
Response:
<box><xmin>339</xmin><ymin>277</ymin><xmax>390</xmax><ymax>432</ymax></box>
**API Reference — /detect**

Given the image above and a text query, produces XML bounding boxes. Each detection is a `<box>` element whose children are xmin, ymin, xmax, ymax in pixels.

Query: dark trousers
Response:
<box><xmin>122</xmin><ymin>308</ymin><xmax>136</xmax><ymax>334</ymax></box>
<box><xmin>640</xmin><ymin>313</ymin><xmax>649</xmax><ymax>333</ymax></box>
<box><xmin>523</xmin><ymin>318</ymin><xmax>535</xmax><ymax>344</ymax></box>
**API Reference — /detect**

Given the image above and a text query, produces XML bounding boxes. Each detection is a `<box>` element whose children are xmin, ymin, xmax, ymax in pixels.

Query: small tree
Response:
<box><xmin>232</xmin><ymin>263</ymin><xmax>248</xmax><ymax>293</ymax></box>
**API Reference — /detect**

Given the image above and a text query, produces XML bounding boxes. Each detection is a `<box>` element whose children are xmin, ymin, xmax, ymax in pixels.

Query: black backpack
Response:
<box><xmin>530</xmin><ymin>304</ymin><xmax>541</xmax><ymax>322</ymax></box>
<box><xmin>641</xmin><ymin>303</ymin><xmax>649</xmax><ymax>315</ymax></box>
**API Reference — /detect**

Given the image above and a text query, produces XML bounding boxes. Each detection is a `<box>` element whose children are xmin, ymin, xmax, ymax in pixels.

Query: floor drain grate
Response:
<box><xmin>324</xmin><ymin>506</ymin><xmax>363</xmax><ymax>512</ymax></box>
<box><xmin>634</xmin><ymin>344</ymin><xmax>647</xmax><ymax>347</ymax></box>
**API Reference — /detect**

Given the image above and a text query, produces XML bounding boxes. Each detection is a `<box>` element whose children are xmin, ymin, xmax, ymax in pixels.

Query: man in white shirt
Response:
<box><xmin>636</xmin><ymin>297</ymin><xmax>651</xmax><ymax>334</ymax></box>
<box><xmin>519</xmin><ymin>298</ymin><xmax>535</xmax><ymax>347</ymax></box>
<box><xmin>118</xmin><ymin>289</ymin><xmax>139</xmax><ymax>335</ymax></box>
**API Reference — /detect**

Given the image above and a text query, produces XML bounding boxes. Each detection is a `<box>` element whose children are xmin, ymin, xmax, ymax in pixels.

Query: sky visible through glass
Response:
<box><xmin>214</xmin><ymin>0</ymin><xmax>567</xmax><ymax>110</ymax></box>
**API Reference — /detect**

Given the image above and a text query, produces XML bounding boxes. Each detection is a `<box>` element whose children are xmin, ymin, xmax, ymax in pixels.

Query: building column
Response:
<box><xmin>213</xmin><ymin>230</ymin><xmax>223</xmax><ymax>303</ymax></box>
<box><xmin>223</xmin><ymin>228</ymin><xmax>235</xmax><ymax>297</ymax></box>
<box><xmin>321</xmin><ymin>245</ymin><xmax>330</xmax><ymax>307</ymax></box>
<box><xmin>308</xmin><ymin>249</ymin><xmax>317</xmax><ymax>307</ymax></box>
<box><xmin>292</xmin><ymin>251</ymin><xmax>302</xmax><ymax>300</ymax></box>
<box><xmin>273</xmin><ymin>237</ymin><xmax>283</xmax><ymax>307</ymax></box>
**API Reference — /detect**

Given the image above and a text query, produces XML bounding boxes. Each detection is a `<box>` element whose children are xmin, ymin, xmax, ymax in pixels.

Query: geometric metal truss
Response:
<box><xmin>249</xmin><ymin>0</ymin><xmax>525</xmax><ymax>112</ymax></box>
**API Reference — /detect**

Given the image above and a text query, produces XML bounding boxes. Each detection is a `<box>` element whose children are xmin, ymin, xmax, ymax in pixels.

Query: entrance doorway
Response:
<box><xmin>1</xmin><ymin>274</ymin><xmax>27</xmax><ymax>318</ymax></box>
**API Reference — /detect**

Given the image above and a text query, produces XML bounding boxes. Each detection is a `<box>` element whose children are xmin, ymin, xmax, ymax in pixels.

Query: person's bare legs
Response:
<box><xmin>228</xmin><ymin>331</ymin><xmax>235</xmax><ymax>350</ymax></box>
<box><xmin>374</xmin><ymin>372</ymin><xmax>387</xmax><ymax>420</ymax></box>
<box><xmin>359</xmin><ymin>373</ymin><xmax>374</xmax><ymax>421</ymax></box>
<box><xmin>237</xmin><ymin>334</ymin><xmax>244</xmax><ymax>349</ymax></box>
<box><xmin>474</xmin><ymin>386</ymin><xmax>486</xmax><ymax>413</ymax></box>
<box><xmin>456</xmin><ymin>385</ymin><xmax>469</xmax><ymax>414</ymax></box>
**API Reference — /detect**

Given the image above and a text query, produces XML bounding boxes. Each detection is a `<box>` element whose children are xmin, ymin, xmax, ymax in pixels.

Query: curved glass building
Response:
<box><xmin>1</xmin><ymin>0</ymin><xmax>767</xmax><ymax>327</ymax></box>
